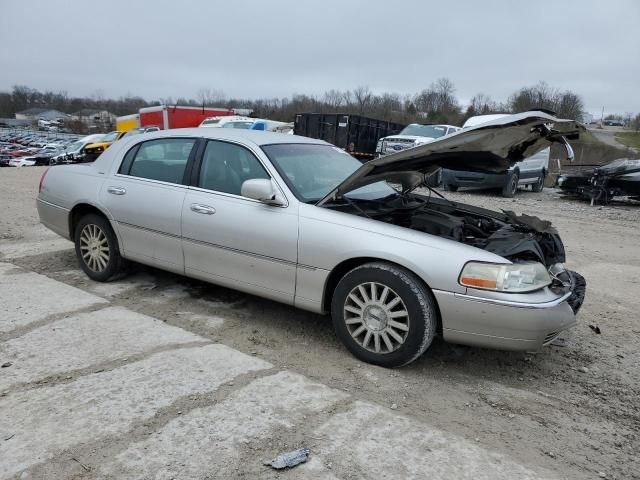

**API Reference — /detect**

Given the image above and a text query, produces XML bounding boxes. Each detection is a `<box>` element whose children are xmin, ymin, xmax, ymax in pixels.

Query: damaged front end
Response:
<box><xmin>325</xmin><ymin>193</ymin><xmax>586</xmax><ymax>315</ymax></box>
<box><xmin>558</xmin><ymin>158</ymin><xmax>640</xmax><ymax>205</ymax></box>
<box><xmin>319</xmin><ymin>111</ymin><xmax>587</xmax><ymax>321</ymax></box>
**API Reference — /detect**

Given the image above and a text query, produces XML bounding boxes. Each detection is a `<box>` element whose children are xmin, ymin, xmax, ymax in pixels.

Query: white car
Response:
<box><xmin>376</xmin><ymin>124</ymin><xmax>461</xmax><ymax>156</ymax></box>
<box><xmin>8</xmin><ymin>157</ymin><xmax>36</xmax><ymax>167</ymax></box>
<box><xmin>199</xmin><ymin>115</ymin><xmax>254</xmax><ymax>128</ymax></box>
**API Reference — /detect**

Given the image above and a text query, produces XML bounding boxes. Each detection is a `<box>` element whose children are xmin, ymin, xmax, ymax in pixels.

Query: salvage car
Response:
<box><xmin>557</xmin><ymin>158</ymin><xmax>640</xmax><ymax>204</ymax></box>
<box><xmin>37</xmin><ymin>111</ymin><xmax>585</xmax><ymax>367</ymax></box>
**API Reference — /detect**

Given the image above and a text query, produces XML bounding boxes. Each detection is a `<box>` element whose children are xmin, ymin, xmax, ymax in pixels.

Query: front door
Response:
<box><xmin>100</xmin><ymin>137</ymin><xmax>197</xmax><ymax>273</ymax></box>
<box><xmin>181</xmin><ymin>139</ymin><xmax>298</xmax><ymax>303</ymax></box>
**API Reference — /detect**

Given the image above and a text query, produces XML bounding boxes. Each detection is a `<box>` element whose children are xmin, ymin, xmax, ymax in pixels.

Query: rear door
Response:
<box><xmin>181</xmin><ymin>139</ymin><xmax>298</xmax><ymax>304</ymax></box>
<box><xmin>519</xmin><ymin>147</ymin><xmax>550</xmax><ymax>182</ymax></box>
<box><xmin>100</xmin><ymin>137</ymin><xmax>198</xmax><ymax>273</ymax></box>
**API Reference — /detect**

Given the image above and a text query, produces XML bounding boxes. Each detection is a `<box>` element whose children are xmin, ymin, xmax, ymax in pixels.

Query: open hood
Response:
<box><xmin>317</xmin><ymin>111</ymin><xmax>582</xmax><ymax>205</ymax></box>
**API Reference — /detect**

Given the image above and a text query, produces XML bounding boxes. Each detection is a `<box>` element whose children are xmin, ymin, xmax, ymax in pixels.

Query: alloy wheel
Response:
<box><xmin>79</xmin><ymin>223</ymin><xmax>110</xmax><ymax>272</ymax></box>
<box><xmin>343</xmin><ymin>282</ymin><xmax>410</xmax><ymax>354</ymax></box>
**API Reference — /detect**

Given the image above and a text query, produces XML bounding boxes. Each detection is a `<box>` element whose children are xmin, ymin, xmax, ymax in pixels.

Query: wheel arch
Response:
<box><xmin>321</xmin><ymin>256</ymin><xmax>442</xmax><ymax>333</ymax></box>
<box><xmin>68</xmin><ymin>203</ymin><xmax>113</xmax><ymax>239</ymax></box>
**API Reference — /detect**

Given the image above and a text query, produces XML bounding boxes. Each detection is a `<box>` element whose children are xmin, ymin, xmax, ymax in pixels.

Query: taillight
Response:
<box><xmin>38</xmin><ymin>167</ymin><xmax>50</xmax><ymax>193</ymax></box>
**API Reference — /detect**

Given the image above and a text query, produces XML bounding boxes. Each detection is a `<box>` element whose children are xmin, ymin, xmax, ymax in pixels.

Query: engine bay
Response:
<box><xmin>327</xmin><ymin>192</ymin><xmax>566</xmax><ymax>267</ymax></box>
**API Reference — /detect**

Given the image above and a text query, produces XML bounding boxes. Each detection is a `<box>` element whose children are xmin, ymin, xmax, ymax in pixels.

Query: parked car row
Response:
<box><xmin>0</xmin><ymin>128</ymin><xmax>82</xmax><ymax>167</ymax></box>
<box><xmin>0</xmin><ymin>126</ymin><xmax>164</xmax><ymax>167</ymax></box>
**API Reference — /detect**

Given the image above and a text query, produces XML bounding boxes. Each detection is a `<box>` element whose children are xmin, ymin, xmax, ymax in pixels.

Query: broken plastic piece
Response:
<box><xmin>268</xmin><ymin>448</ymin><xmax>310</xmax><ymax>469</ymax></box>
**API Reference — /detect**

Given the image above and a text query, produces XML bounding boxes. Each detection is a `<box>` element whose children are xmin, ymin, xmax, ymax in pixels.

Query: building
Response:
<box><xmin>70</xmin><ymin>109</ymin><xmax>116</xmax><ymax>126</ymax></box>
<box><xmin>15</xmin><ymin>108</ymin><xmax>68</xmax><ymax>122</ymax></box>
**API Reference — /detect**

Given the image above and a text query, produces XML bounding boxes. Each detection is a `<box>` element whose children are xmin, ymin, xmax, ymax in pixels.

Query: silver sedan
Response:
<box><xmin>37</xmin><ymin>111</ymin><xmax>586</xmax><ymax>367</ymax></box>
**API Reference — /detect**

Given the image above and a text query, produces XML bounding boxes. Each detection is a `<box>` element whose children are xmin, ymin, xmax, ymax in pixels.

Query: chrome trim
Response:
<box><xmin>116</xmin><ymin>220</ymin><xmax>317</xmax><ymax>270</ymax></box>
<box><xmin>449</xmin><ymin>290</ymin><xmax>573</xmax><ymax>309</ymax></box>
<box><xmin>187</xmin><ymin>185</ymin><xmax>289</xmax><ymax>208</ymax></box>
<box><xmin>184</xmin><ymin>236</ymin><xmax>297</xmax><ymax>267</ymax></box>
<box><xmin>117</xmin><ymin>221</ymin><xmax>181</xmax><ymax>240</ymax></box>
<box><xmin>113</xmin><ymin>173</ymin><xmax>189</xmax><ymax>189</ymax></box>
<box><xmin>36</xmin><ymin>198</ymin><xmax>69</xmax><ymax>212</ymax></box>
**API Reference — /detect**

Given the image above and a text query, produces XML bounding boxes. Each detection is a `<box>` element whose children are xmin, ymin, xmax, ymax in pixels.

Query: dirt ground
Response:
<box><xmin>1</xmin><ymin>166</ymin><xmax>639</xmax><ymax>479</ymax></box>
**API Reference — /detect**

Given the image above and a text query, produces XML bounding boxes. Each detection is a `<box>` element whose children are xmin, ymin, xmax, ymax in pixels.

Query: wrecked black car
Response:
<box><xmin>557</xmin><ymin>158</ymin><xmax>640</xmax><ymax>204</ymax></box>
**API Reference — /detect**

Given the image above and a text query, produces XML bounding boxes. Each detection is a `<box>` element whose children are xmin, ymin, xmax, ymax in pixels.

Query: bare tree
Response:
<box><xmin>352</xmin><ymin>86</ymin><xmax>373</xmax><ymax>114</ymax></box>
<box><xmin>196</xmin><ymin>88</ymin><xmax>227</xmax><ymax>106</ymax></box>
<box><xmin>323</xmin><ymin>89</ymin><xmax>346</xmax><ymax>109</ymax></box>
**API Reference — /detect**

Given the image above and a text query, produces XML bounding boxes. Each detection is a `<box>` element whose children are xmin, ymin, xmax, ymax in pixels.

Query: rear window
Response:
<box><xmin>119</xmin><ymin>138</ymin><xmax>195</xmax><ymax>184</ymax></box>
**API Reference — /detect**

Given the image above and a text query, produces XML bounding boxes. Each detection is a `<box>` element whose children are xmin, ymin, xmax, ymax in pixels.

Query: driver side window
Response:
<box><xmin>198</xmin><ymin>140</ymin><xmax>270</xmax><ymax>196</ymax></box>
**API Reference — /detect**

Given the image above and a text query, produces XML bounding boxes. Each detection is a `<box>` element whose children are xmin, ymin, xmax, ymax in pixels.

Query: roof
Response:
<box><xmin>72</xmin><ymin>108</ymin><xmax>106</xmax><ymax>116</ymax></box>
<box><xmin>17</xmin><ymin>107</ymin><xmax>51</xmax><ymax>115</ymax></box>
<box><xmin>125</xmin><ymin>127</ymin><xmax>325</xmax><ymax>147</ymax></box>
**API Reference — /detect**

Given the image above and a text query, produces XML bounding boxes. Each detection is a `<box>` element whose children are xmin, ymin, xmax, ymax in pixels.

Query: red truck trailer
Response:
<box><xmin>139</xmin><ymin>105</ymin><xmax>234</xmax><ymax>130</ymax></box>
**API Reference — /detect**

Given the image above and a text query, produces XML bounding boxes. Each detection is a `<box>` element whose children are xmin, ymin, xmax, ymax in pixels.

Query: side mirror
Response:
<box><xmin>241</xmin><ymin>179</ymin><xmax>286</xmax><ymax>206</ymax></box>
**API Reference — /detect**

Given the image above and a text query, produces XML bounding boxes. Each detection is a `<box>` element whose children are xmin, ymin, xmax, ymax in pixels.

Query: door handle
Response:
<box><xmin>107</xmin><ymin>186</ymin><xmax>126</xmax><ymax>195</ymax></box>
<box><xmin>190</xmin><ymin>203</ymin><xmax>216</xmax><ymax>215</ymax></box>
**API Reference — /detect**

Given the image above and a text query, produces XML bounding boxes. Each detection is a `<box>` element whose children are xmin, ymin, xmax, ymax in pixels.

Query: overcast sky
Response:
<box><xmin>1</xmin><ymin>0</ymin><xmax>638</xmax><ymax>116</ymax></box>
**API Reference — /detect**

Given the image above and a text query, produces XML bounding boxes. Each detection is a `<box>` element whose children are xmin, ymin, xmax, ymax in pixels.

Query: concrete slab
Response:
<box><xmin>0</xmin><ymin>306</ymin><xmax>205</xmax><ymax>391</ymax></box>
<box><xmin>0</xmin><ymin>238</ymin><xmax>72</xmax><ymax>259</ymax></box>
<box><xmin>304</xmin><ymin>401</ymin><xmax>554</xmax><ymax>480</ymax></box>
<box><xmin>100</xmin><ymin>371</ymin><xmax>348</xmax><ymax>479</ymax></box>
<box><xmin>0</xmin><ymin>345</ymin><xmax>271</xmax><ymax>479</ymax></box>
<box><xmin>0</xmin><ymin>262</ymin><xmax>107</xmax><ymax>333</ymax></box>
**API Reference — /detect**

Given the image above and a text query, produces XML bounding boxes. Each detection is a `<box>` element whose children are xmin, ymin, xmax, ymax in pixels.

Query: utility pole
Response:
<box><xmin>601</xmin><ymin>106</ymin><xmax>605</xmax><ymax>123</ymax></box>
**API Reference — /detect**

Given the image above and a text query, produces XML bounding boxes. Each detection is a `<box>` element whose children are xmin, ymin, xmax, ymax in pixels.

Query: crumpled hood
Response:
<box><xmin>318</xmin><ymin>111</ymin><xmax>582</xmax><ymax>205</ymax></box>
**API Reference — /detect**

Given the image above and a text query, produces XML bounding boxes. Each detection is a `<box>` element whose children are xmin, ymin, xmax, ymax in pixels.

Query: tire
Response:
<box><xmin>501</xmin><ymin>171</ymin><xmax>519</xmax><ymax>198</ymax></box>
<box><xmin>443</xmin><ymin>184</ymin><xmax>458</xmax><ymax>192</ymax></box>
<box><xmin>331</xmin><ymin>262</ymin><xmax>438</xmax><ymax>368</ymax></box>
<box><xmin>532</xmin><ymin>171</ymin><xmax>545</xmax><ymax>192</ymax></box>
<box><xmin>74</xmin><ymin>213</ymin><xmax>126</xmax><ymax>282</ymax></box>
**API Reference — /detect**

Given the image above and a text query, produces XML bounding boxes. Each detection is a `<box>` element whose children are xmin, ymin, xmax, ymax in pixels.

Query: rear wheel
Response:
<box><xmin>331</xmin><ymin>262</ymin><xmax>437</xmax><ymax>368</ymax></box>
<box><xmin>532</xmin><ymin>171</ymin><xmax>545</xmax><ymax>192</ymax></box>
<box><xmin>74</xmin><ymin>214</ymin><xmax>126</xmax><ymax>282</ymax></box>
<box><xmin>501</xmin><ymin>171</ymin><xmax>519</xmax><ymax>197</ymax></box>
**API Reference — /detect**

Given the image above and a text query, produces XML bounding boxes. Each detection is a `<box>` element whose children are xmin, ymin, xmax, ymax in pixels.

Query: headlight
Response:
<box><xmin>459</xmin><ymin>261</ymin><xmax>551</xmax><ymax>293</ymax></box>
<box><xmin>557</xmin><ymin>176</ymin><xmax>565</xmax><ymax>186</ymax></box>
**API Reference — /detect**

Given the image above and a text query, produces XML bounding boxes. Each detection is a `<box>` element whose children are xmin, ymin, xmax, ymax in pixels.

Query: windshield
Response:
<box><xmin>66</xmin><ymin>141</ymin><xmax>84</xmax><ymax>151</ymax></box>
<box><xmin>122</xmin><ymin>129</ymin><xmax>143</xmax><ymax>137</ymax></box>
<box><xmin>202</xmin><ymin>119</ymin><xmax>220</xmax><ymax>125</ymax></box>
<box><xmin>101</xmin><ymin>131</ymin><xmax>119</xmax><ymax>142</ymax></box>
<box><xmin>399</xmin><ymin>124</ymin><xmax>448</xmax><ymax>138</ymax></box>
<box><xmin>262</xmin><ymin>144</ymin><xmax>396</xmax><ymax>203</ymax></box>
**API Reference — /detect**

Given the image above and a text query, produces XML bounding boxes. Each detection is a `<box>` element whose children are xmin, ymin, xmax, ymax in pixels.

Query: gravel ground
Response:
<box><xmin>1</xmin><ymin>166</ymin><xmax>639</xmax><ymax>479</ymax></box>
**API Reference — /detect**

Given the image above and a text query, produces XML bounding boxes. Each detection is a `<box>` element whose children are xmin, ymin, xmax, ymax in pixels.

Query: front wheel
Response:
<box><xmin>331</xmin><ymin>262</ymin><xmax>438</xmax><ymax>368</ymax></box>
<box><xmin>74</xmin><ymin>213</ymin><xmax>126</xmax><ymax>282</ymax></box>
<box><xmin>501</xmin><ymin>171</ymin><xmax>519</xmax><ymax>198</ymax></box>
<box><xmin>443</xmin><ymin>184</ymin><xmax>458</xmax><ymax>192</ymax></box>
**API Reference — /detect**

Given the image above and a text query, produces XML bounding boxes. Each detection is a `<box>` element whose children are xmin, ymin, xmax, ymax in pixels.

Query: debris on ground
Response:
<box><xmin>589</xmin><ymin>324</ymin><xmax>602</xmax><ymax>334</ymax></box>
<box><xmin>550</xmin><ymin>337</ymin><xmax>569</xmax><ymax>347</ymax></box>
<box><xmin>579</xmin><ymin>366</ymin><xmax>590</xmax><ymax>373</ymax></box>
<box><xmin>1</xmin><ymin>362</ymin><xmax>12</xmax><ymax>368</ymax></box>
<box><xmin>266</xmin><ymin>448</ymin><xmax>311</xmax><ymax>470</ymax></box>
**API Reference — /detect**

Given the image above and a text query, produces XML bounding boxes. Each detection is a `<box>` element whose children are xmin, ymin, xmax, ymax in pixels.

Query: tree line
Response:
<box><xmin>1</xmin><ymin>79</ymin><xmax>632</xmax><ymax>128</ymax></box>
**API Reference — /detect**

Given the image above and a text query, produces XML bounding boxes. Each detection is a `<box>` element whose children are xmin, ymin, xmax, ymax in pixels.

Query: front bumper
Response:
<box><xmin>434</xmin><ymin>271</ymin><xmax>586</xmax><ymax>351</ymax></box>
